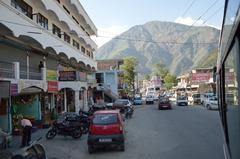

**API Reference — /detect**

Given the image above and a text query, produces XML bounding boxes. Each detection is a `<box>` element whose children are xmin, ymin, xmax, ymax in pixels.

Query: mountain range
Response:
<box><xmin>95</xmin><ymin>21</ymin><xmax>220</xmax><ymax>76</ymax></box>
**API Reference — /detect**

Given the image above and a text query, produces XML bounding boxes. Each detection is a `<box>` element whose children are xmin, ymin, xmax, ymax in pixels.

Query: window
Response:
<box><xmin>81</xmin><ymin>46</ymin><xmax>85</xmax><ymax>53</ymax></box>
<box><xmin>52</xmin><ymin>24</ymin><xmax>61</xmax><ymax>38</ymax></box>
<box><xmin>63</xmin><ymin>5</ymin><xmax>70</xmax><ymax>14</ymax></box>
<box><xmin>11</xmin><ymin>0</ymin><xmax>32</xmax><ymax>19</ymax></box>
<box><xmin>72</xmin><ymin>16</ymin><xmax>79</xmax><ymax>24</ymax></box>
<box><xmin>224</xmin><ymin>38</ymin><xmax>240</xmax><ymax>158</ymax></box>
<box><xmin>90</xmin><ymin>52</ymin><xmax>93</xmax><ymax>59</ymax></box>
<box><xmin>80</xmin><ymin>26</ymin><xmax>85</xmax><ymax>31</ymax></box>
<box><xmin>73</xmin><ymin>40</ymin><xmax>79</xmax><ymax>49</ymax></box>
<box><xmin>93</xmin><ymin>114</ymin><xmax>118</xmax><ymax>125</ymax></box>
<box><xmin>37</xmin><ymin>13</ymin><xmax>48</xmax><ymax>29</ymax></box>
<box><xmin>87</xmin><ymin>50</ymin><xmax>90</xmax><ymax>57</ymax></box>
<box><xmin>64</xmin><ymin>33</ymin><xmax>70</xmax><ymax>43</ymax></box>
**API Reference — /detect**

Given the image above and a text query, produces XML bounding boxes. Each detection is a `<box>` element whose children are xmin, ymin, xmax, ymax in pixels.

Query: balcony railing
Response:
<box><xmin>87</xmin><ymin>78</ymin><xmax>96</xmax><ymax>83</ymax></box>
<box><xmin>0</xmin><ymin>60</ymin><xmax>15</xmax><ymax>79</ymax></box>
<box><xmin>20</xmin><ymin>65</ymin><xmax>42</xmax><ymax>80</ymax></box>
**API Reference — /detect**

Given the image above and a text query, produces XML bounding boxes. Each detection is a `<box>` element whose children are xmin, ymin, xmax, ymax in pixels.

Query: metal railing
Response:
<box><xmin>87</xmin><ymin>78</ymin><xmax>96</xmax><ymax>83</ymax></box>
<box><xmin>0</xmin><ymin>61</ymin><xmax>15</xmax><ymax>79</ymax></box>
<box><xmin>20</xmin><ymin>65</ymin><xmax>42</xmax><ymax>80</ymax></box>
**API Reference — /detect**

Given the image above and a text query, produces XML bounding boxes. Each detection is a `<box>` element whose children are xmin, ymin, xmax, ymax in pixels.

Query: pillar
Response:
<box><xmin>64</xmin><ymin>89</ymin><xmax>67</xmax><ymax>112</ymax></box>
<box><xmin>41</xmin><ymin>67</ymin><xmax>47</xmax><ymax>81</ymax></box>
<box><xmin>13</xmin><ymin>62</ymin><xmax>20</xmax><ymax>80</ymax></box>
<box><xmin>83</xmin><ymin>90</ymin><xmax>88</xmax><ymax>111</ymax></box>
<box><xmin>75</xmin><ymin>90</ymin><xmax>80</xmax><ymax>113</ymax></box>
<box><xmin>26</xmin><ymin>51</ymin><xmax>30</xmax><ymax>79</ymax></box>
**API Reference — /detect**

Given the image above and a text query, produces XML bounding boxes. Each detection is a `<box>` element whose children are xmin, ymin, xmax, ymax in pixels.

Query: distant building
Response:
<box><xmin>97</xmin><ymin>59</ymin><xmax>123</xmax><ymax>71</ymax></box>
<box><xmin>95</xmin><ymin>59</ymin><xmax>124</xmax><ymax>102</ymax></box>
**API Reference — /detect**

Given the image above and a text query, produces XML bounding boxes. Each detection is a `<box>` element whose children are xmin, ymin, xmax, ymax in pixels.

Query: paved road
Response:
<box><xmin>40</xmin><ymin>103</ymin><xmax>224</xmax><ymax>159</ymax></box>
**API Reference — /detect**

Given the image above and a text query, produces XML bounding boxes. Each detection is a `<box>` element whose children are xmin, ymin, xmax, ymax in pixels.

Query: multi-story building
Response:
<box><xmin>0</xmin><ymin>0</ymin><xmax>97</xmax><ymax>133</ymax></box>
<box><xmin>95</xmin><ymin>59</ymin><xmax>123</xmax><ymax>103</ymax></box>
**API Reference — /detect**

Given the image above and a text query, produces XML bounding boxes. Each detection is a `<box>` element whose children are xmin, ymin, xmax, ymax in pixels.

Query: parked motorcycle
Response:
<box><xmin>46</xmin><ymin>119</ymin><xmax>82</xmax><ymax>139</ymax></box>
<box><xmin>79</xmin><ymin>110</ymin><xmax>91</xmax><ymax>134</ymax></box>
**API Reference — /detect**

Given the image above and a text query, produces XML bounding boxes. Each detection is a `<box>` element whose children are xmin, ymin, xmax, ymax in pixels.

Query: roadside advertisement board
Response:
<box><xmin>225</xmin><ymin>72</ymin><xmax>234</xmax><ymax>84</ymax></box>
<box><xmin>79</xmin><ymin>72</ymin><xmax>87</xmax><ymax>82</ymax></box>
<box><xmin>47</xmin><ymin>70</ymin><xmax>58</xmax><ymax>81</ymax></box>
<box><xmin>59</xmin><ymin>71</ymin><xmax>76</xmax><ymax>81</ymax></box>
<box><xmin>48</xmin><ymin>81</ymin><xmax>58</xmax><ymax>93</ymax></box>
<box><xmin>192</xmin><ymin>72</ymin><xmax>211</xmax><ymax>83</ymax></box>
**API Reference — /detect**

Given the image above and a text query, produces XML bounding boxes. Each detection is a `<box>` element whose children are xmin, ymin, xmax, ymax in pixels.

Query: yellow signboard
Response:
<box><xmin>47</xmin><ymin>70</ymin><xmax>58</xmax><ymax>81</ymax></box>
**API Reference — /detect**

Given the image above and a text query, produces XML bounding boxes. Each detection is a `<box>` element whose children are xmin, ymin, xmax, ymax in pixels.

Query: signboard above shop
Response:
<box><xmin>192</xmin><ymin>72</ymin><xmax>211</xmax><ymax>83</ymax></box>
<box><xmin>59</xmin><ymin>71</ymin><xmax>76</xmax><ymax>81</ymax></box>
<box><xmin>48</xmin><ymin>81</ymin><xmax>58</xmax><ymax>93</ymax></box>
<box><xmin>47</xmin><ymin>70</ymin><xmax>58</xmax><ymax>81</ymax></box>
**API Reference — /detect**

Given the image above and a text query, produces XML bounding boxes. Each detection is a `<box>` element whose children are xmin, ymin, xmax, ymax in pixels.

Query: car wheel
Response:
<box><xmin>88</xmin><ymin>145</ymin><xmax>95</xmax><ymax>154</ymax></box>
<box><xmin>46</xmin><ymin>128</ymin><xmax>57</xmax><ymax>139</ymax></box>
<box><xmin>206</xmin><ymin>105</ymin><xmax>210</xmax><ymax>110</ymax></box>
<box><xmin>119</xmin><ymin>144</ymin><xmax>125</xmax><ymax>151</ymax></box>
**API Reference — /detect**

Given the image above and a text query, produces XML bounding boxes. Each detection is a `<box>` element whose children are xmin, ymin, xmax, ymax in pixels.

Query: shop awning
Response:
<box><xmin>20</xmin><ymin>87</ymin><xmax>43</xmax><ymax>94</ymax></box>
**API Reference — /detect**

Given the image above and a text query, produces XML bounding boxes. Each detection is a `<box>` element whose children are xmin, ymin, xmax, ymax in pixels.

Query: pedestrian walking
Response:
<box><xmin>20</xmin><ymin>118</ymin><xmax>32</xmax><ymax>147</ymax></box>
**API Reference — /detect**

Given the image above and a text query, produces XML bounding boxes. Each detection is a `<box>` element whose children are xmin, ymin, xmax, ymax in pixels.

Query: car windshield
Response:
<box><xmin>160</xmin><ymin>98</ymin><xmax>169</xmax><ymax>103</ymax></box>
<box><xmin>93</xmin><ymin>114</ymin><xmax>118</xmax><ymax>125</ymax></box>
<box><xmin>134</xmin><ymin>97</ymin><xmax>141</xmax><ymax>100</ymax></box>
<box><xmin>193</xmin><ymin>94</ymin><xmax>200</xmax><ymax>98</ymax></box>
<box><xmin>114</xmin><ymin>99</ymin><xmax>128</xmax><ymax>104</ymax></box>
<box><xmin>178</xmin><ymin>96</ymin><xmax>187</xmax><ymax>100</ymax></box>
<box><xmin>210</xmin><ymin>97</ymin><xmax>218</xmax><ymax>101</ymax></box>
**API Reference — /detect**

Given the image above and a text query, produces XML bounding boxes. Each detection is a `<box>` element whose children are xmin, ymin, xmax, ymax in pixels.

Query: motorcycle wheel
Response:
<box><xmin>81</xmin><ymin>126</ymin><xmax>89</xmax><ymax>134</ymax></box>
<box><xmin>72</xmin><ymin>128</ymin><xmax>82</xmax><ymax>139</ymax></box>
<box><xmin>46</xmin><ymin>129</ymin><xmax>57</xmax><ymax>139</ymax></box>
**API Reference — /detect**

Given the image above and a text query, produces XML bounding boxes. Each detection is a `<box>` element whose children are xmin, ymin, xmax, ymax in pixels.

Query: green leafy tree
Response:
<box><xmin>144</xmin><ymin>74</ymin><xmax>150</xmax><ymax>81</ymax></box>
<box><xmin>121</xmin><ymin>57</ymin><xmax>138</xmax><ymax>96</ymax></box>
<box><xmin>164</xmin><ymin>73</ymin><xmax>177</xmax><ymax>90</ymax></box>
<box><xmin>153</xmin><ymin>62</ymin><xmax>169</xmax><ymax>79</ymax></box>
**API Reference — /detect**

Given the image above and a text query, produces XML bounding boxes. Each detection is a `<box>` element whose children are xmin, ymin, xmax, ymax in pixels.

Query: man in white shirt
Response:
<box><xmin>20</xmin><ymin>118</ymin><xmax>32</xmax><ymax>147</ymax></box>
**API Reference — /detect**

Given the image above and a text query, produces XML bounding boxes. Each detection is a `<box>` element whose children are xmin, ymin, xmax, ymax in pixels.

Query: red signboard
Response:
<box><xmin>48</xmin><ymin>81</ymin><xmax>58</xmax><ymax>93</ymax></box>
<box><xmin>192</xmin><ymin>72</ymin><xmax>211</xmax><ymax>83</ymax></box>
<box><xmin>225</xmin><ymin>72</ymin><xmax>234</xmax><ymax>84</ymax></box>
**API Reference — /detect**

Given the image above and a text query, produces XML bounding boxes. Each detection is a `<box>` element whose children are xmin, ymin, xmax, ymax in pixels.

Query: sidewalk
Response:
<box><xmin>0</xmin><ymin>128</ymin><xmax>48</xmax><ymax>159</ymax></box>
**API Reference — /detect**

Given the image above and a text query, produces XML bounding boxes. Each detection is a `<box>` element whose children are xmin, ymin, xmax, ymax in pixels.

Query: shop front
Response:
<box><xmin>0</xmin><ymin>81</ymin><xmax>11</xmax><ymax>133</ymax></box>
<box><xmin>11</xmin><ymin>80</ymin><xmax>46</xmax><ymax>135</ymax></box>
<box><xmin>44</xmin><ymin>70</ymin><xmax>59</xmax><ymax>124</ymax></box>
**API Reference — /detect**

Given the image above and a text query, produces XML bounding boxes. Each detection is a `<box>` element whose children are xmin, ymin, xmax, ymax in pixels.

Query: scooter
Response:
<box><xmin>125</xmin><ymin>106</ymin><xmax>134</xmax><ymax>119</ymax></box>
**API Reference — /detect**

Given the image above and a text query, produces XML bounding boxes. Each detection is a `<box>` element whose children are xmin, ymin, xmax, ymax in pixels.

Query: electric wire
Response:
<box><xmin>181</xmin><ymin>0</ymin><xmax>196</xmax><ymax>17</ymax></box>
<box><xmin>0</xmin><ymin>19</ymin><xmax>218</xmax><ymax>45</ymax></box>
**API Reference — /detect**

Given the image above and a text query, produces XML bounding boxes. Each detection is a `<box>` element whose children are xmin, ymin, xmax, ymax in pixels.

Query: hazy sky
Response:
<box><xmin>81</xmin><ymin>0</ymin><xmax>225</xmax><ymax>47</ymax></box>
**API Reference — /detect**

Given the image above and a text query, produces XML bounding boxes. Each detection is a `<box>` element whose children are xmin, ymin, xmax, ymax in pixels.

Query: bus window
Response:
<box><xmin>224</xmin><ymin>39</ymin><xmax>240</xmax><ymax>159</ymax></box>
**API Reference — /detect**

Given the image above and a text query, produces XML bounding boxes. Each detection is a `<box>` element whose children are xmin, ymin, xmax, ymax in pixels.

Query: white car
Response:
<box><xmin>200</xmin><ymin>93</ymin><xmax>215</xmax><ymax>105</ymax></box>
<box><xmin>204</xmin><ymin>96</ymin><xmax>218</xmax><ymax>110</ymax></box>
<box><xmin>146</xmin><ymin>95</ymin><xmax>154</xmax><ymax>104</ymax></box>
<box><xmin>176</xmin><ymin>96</ymin><xmax>188</xmax><ymax>106</ymax></box>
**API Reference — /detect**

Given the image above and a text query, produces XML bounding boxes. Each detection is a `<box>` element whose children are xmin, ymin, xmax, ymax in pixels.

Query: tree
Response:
<box><xmin>121</xmin><ymin>57</ymin><xmax>138</xmax><ymax>96</ymax></box>
<box><xmin>153</xmin><ymin>62</ymin><xmax>169</xmax><ymax>79</ymax></box>
<box><xmin>164</xmin><ymin>73</ymin><xmax>177</xmax><ymax>90</ymax></box>
<box><xmin>144</xmin><ymin>74</ymin><xmax>150</xmax><ymax>81</ymax></box>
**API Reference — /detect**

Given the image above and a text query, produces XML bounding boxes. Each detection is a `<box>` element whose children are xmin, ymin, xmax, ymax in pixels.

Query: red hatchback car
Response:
<box><xmin>87</xmin><ymin>110</ymin><xmax>125</xmax><ymax>153</ymax></box>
